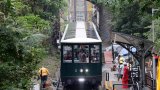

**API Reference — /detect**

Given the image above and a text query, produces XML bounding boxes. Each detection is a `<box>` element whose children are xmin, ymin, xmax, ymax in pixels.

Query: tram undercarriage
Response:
<box><xmin>62</xmin><ymin>77</ymin><xmax>101</xmax><ymax>90</ymax></box>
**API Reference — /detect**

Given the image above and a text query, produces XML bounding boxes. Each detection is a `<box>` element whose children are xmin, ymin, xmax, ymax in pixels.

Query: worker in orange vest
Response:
<box><xmin>39</xmin><ymin>66</ymin><xmax>49</xmax><ymax>88</ymax></box>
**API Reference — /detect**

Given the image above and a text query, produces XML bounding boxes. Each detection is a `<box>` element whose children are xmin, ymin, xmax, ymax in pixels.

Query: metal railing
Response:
<box><xmin>112</xmin><ymin>83</ymin><xmax>139</xmax><ymax>90</ymax></box>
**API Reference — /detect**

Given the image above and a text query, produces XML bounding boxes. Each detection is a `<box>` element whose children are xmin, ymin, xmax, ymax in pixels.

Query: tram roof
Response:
<box><xmin>61</xmin><ymin>21</ymin><xmax>102</xmax><ymax>43</ymax></box>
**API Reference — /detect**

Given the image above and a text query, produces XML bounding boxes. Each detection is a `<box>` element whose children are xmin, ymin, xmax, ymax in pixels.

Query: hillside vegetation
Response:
<box><xmin>0</xmin><ymin>0</ymin><xmax>67</xmax><ymax>89</ymax></box>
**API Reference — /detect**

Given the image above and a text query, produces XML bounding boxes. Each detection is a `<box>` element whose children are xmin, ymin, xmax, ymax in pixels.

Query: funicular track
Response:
<box><xmin>57</xmin><ymin>0</ymin><xmax>104</xmax><ymax>90</ymax></box>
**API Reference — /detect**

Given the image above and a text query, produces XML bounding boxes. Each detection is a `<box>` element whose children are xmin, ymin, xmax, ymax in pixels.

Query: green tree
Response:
<box><xmin>0</xmin><ymin>0</ymin><xmax>67</xmax><ymax>89</ymax></box>
<box><xmin>94</xmin><ymin>0</ymin><xmax>152</xmax><ymax>38</ymax></box>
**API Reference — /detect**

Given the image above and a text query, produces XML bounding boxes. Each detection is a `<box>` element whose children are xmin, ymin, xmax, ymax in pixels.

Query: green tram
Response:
<box><xmin>60</xmin><ymin>21</ymin><xmax>102</xmax><ymax>89</ymax></box>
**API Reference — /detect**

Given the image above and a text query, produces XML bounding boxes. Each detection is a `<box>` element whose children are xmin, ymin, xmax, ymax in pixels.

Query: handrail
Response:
<box><xmin>112</xmin><ymin>84</ymin><xmax>137</xmax><ymax>90</ymax></box>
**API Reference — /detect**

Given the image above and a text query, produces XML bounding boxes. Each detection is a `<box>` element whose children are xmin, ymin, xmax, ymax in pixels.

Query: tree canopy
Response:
<box><xmin>94</xmin><ymin>0</ymin><xmax>160</xmax><ymax>51</ymax></box>
<box><xmin>0</xmin><ymin>0</ymin><xmax>67</xmax><ymax>89</ymax></box>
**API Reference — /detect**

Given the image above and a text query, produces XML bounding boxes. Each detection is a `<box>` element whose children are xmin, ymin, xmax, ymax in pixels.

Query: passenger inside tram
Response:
<box><xmin>91</xmin><ymin>45</ymin><xmax>99</xmax><ymax>63</ymax></box>
<box><xmin>63</xmin><ymin>45</ymin><xmax>72</xmax><ymax>63</ymax></box>
<box><xmin>74</xmin><ymin>45</ymin><xmax>89</xmax><ymax>63</ymax></box>
<box><xmin>64</xmin><ymin>51</ymin><xmax>72</xmax><ymax>60</ymax></box>
<box><xmin>63</xmin><ymin>45</ymin><xmax>100</xmax><ymax>63</ymax></box>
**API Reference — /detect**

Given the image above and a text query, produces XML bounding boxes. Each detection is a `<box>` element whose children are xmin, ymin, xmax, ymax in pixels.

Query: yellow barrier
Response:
<box><xmin>104</xmin><ymin>81</ymin><xmax>109</xmax><ymax>90</ymax></box>
<box><xmin>104</xmin><ymin>81</ymin><xmax>115</xmax><ymax>90</ymax></box>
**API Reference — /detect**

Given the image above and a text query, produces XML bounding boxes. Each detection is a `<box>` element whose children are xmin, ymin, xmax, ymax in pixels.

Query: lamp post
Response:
<box><xmin>152</xmin><ymin>8</ymin><xmax>159</xmax><ymax>90</ymax></box>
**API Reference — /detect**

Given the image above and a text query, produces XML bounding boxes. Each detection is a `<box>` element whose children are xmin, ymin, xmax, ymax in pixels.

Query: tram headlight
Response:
<box><xmin>78</xmin><ymin>78</ymin><xmax>85</xmax><ymax>82</ymax></box>
<box><xmin>80</xmin><ymin>69</ymin><xmax>83</xmax><ymax>73</ymax></box>
<box><xmin>85</xmin><ymin>69</ymin><xmax>89</xmax><ymax>72</ymax></box>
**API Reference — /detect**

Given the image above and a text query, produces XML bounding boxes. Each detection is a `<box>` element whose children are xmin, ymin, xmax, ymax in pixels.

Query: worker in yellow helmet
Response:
<box><xmin>118</xmin><ymin>54</ymin><xmax>125</xmax><ymax>81</ymax></box>
<box><xmin>39</xmin><ymin>66</ymin><xmax>49</xmax><ymax>88</ymax></box>
<box><xmin>118</xmin><ymin>54</ymin><xmax>125</xmax><ymax>64</ymax></box>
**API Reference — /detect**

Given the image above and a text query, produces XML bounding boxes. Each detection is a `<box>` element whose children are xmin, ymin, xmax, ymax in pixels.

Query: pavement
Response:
<box><xmin>103</xmin><ymin>51</ymin><xmax>151</xmax><ymax>90</ymax></box>
<box><xmin>103</xmin><ymin>50</ymin><xmax>124</xmax><ymax>90</ymax></box>
<box><xmin>102</xmin><ymin>62</ymin><xmax>136</xmax><ymax>90</ymax></box>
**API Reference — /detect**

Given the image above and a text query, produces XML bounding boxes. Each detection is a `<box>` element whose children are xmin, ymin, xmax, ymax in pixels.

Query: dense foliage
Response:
<box><xmin>0</xmin><ymin>0</ymin><xmax>67</xmax><ymax>89</ymax></box>
<box><xmin>94</xmin><ymin>0</ymin><xmax>160</xmax><ymax>51</ymax></box>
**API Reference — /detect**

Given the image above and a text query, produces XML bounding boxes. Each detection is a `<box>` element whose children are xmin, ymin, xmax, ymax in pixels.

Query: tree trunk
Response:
<box><xmin>98</xmin><ymin>4</ymin><xmax>112</xmax><ymax>47</ymax></box>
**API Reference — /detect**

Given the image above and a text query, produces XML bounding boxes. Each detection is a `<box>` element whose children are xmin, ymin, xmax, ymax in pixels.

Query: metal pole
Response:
<box><xmin>152</xmin><ymin>9</ymin><xmax>155</xmax><ymax>42</ymax></box>
<box><xmin>112</xmin><ymin>43</ymin><xmax>115</xmax><ymax>62</ymax></box>
<box><xmin>108</xmin><ymin>73</ymin><xmax>109</xmax><ymax>81</ymax></box>
<box><xmin>84</xmin><ymin>0</ymin><xmax>87</xmax><ymax>21</ymax></box>
<box><xmin>74</xmin><ymin>0</ymin><xmax>76</xmax><ymax>21</ymax></box>
<box><xmin>113</xmin><ymin>84</ymin><xmax>114</xmax><ymax>90</ymax></box>
<box><xmin>152</xmin><ymin>8</ymin><xmax>158</xmax><ymax>42</ymax></box>
<box><xmin>152</xmin><ymin>47</ymin><xmax>156</xmax><ymax>89</ymax></box>
<box><xmin>68</xmin><ymin>0</ymin><xmax>71</xmax><ymax>21</ymax></box>
<box><xmin>106</xmin><ymin>73</ymin><xmax>109</xmax><ymax>81</ymax></box>
<box><xmin>142</xmin><ymin>52</ymin><xmax>145</xmax><ymax>90</ymax></box>
<box><xmin>142</xmin><ymin>45</ymin><xmax>154</xmax><ymax>90</ymax></box>
<box><xmin>139</xmin><ymin>50</ymin><xmax>143</xmax><ymax>90</ymax></box>
<box><xmin>106</xmin><ymin>73</ymin><xmax>107</xmax><ymax>81</ymax></box>
<box><xmin>152</xmin><ymin>8</ymin><xmax>159</xmax><ymax>90</ymax></box>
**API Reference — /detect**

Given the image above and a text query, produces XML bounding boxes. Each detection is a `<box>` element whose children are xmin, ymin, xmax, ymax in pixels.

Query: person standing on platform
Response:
<box><xmin>118</xmin><ymin>54</ymin><xmax>125</xmax><ymax>65</ymax></box>
<box><xmin>122</xmin><ymin>62</ymin><xmax>129</xmax><ymax>88</ymax></box>
<box><xmin>118</xmin><ymin>54</ymin><xmax>125</xmax><ymax>81</ymax></box>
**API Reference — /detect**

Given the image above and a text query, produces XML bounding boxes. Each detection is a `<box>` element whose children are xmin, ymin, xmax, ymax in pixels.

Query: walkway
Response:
<box><xmin>103</xmin><ymin>49</ymin><xmax>151</xmax><ymax>90</ymax></box>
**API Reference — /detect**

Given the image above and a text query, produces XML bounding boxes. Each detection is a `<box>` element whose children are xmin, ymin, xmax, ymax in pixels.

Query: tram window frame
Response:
<box><xmin>73</xmin><ymin>45</ymin><xmax>89</xmax><ymax>63</ymax></box>
<box><xmin>63</xmin><ymin>45</ymin><xmax>73</xmax><ymax>63</ymax></box>
<box><xmin>90</xmin><ymin>45</ymin><xmax>100</xmax><ymax>63</ymax></box>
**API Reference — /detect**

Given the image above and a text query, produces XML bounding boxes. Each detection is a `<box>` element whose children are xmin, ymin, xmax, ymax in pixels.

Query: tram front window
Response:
<box><xmin>63</xmin><ymin>45</ymin><xmax>72</xmax><ymax>63</ymax></box>
<box><xmin>74</xmin><ymin>45</ymin><xmax>89</xmax><ymax>63</ymax></box>
<box><xmin>91</xmin><ymin>45</ymin><xmax>100</xmax><ymax>63</ymax></box>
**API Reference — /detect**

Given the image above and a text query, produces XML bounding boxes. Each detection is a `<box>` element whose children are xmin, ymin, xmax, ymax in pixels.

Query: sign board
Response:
<box><xmin>130</xmin><ymin>66</ymin><xmax>140</xmax><ymax>81</ymax></box>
